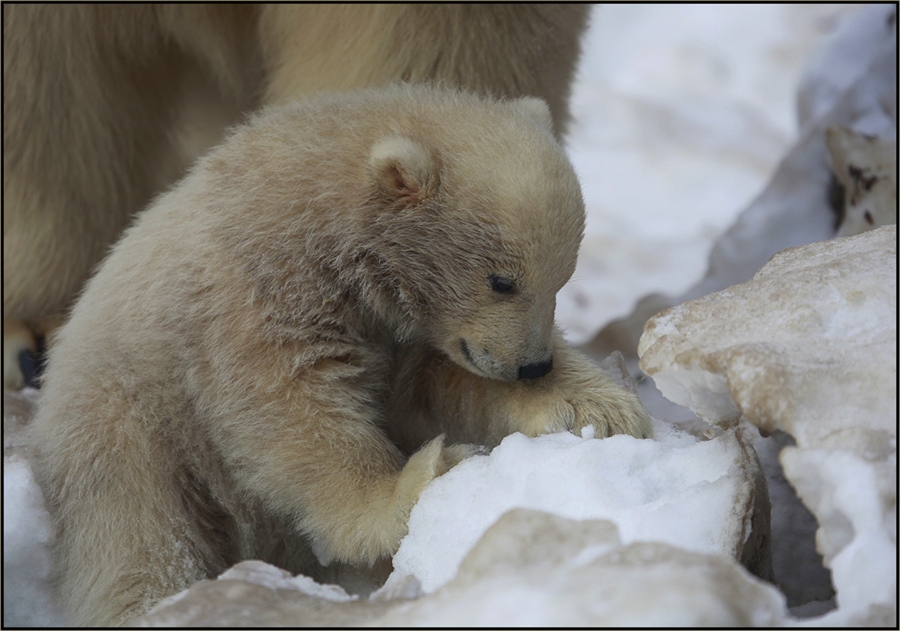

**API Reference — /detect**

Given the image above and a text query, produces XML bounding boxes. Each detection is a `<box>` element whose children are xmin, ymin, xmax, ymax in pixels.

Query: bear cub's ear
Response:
<box><xmin>512</xmin><ymin>97</ymin><xmax>554</xmax><ymax>134</ymax></box>
<box><xmin>369</xmin><ymin>136</ymin><xmax>438</xmax><ymax>205</ymax></box>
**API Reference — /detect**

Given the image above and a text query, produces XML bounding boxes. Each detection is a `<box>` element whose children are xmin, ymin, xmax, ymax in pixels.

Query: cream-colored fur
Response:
<box><xmin>29</xmin><ymin>85</ymin><xmax>652</xmax><ymax>626</ymax></box>
<box><xmin>2</xmin><ymin>4</ymin><xmax>589</xmax><ymax>388</ymax></box>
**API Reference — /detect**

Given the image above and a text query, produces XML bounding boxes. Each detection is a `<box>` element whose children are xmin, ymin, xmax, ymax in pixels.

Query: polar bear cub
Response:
<box><xmin>30</xmin><ymin>84</ymin><xmax>652</xmax><ymax>626</ymax></box>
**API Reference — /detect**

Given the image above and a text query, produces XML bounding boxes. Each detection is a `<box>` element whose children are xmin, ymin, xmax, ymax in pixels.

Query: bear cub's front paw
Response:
<box><xmin>396</xmin><ymin>435</ymin><xmax>480</xmax><ymax>505</ymax></box>
<box><xmin>514</xmin><ymin>376</ymin><xmax>653</xmax><ymax>441</ymax></box>
<box><xmin>561</xmin><ymin>392</ymin><xmax>653</xmax><ymax>439</ymax></box>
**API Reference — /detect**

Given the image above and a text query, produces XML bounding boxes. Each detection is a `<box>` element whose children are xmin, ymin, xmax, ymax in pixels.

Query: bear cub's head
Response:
<box><xmin>364</xmin><ymin>92</ymin><xmax>585</xmax><ymax>383</ymax></box>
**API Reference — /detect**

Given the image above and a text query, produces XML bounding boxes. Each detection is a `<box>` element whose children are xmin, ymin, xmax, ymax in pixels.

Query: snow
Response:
<box><xmin>670</xmin><ymin>3</ymin><xmax>896</xmax><ymax>308</ymax></box>
<box><xmin>640</xmin><ymin>226</ymin><xmax>897</xmax><ymax>442</ymax></box>
<box><xmin>797</xmin><ymin>4</ymin><xmax>899</xmax><ymax>127</ymax></box>
<box><xmin>557</xmin><ymin>3</ymin><xmax>857</xmax><ymax>344</ymax></box>
<box><xmin>2</xmin><ymin>391</ymin><xmax>66</xmax><ymax>627</ymax></box>
<box><xmin>783</xmin><ymin>449</ymin><xmax>896</xmax><ymax>621</ymax></box>
<box><xmin>2</xmin><ymin>456</ymin><xmax>65</xmax><ymax>627</ymax></box>
<box><xmin>4</xmin><ymin>3</ymin><xmax>895</xmax><ymax>627</ymax></box>
<box><xmin>376</xmin><ymin>512</ymin><xmax>787</xmax><ymax>628</ymax></box>
<box><xmin>639</xmin><ymin>226</ymin><xmax>897</xmax><ymax>625</ymax></box>
<box><xmin>219</xmin><ymin>560</ymin><xmax>357</xmax><ymax>603</ymax></box>
<box><xmin>136</xmin><ymin>511</ymin><xmax>789</xmax><ymax>627</ymax></box>
<box><xmin>384</xmin><ymin>420</ymin><xmax>760</xmax><ymax>594</ymax></box>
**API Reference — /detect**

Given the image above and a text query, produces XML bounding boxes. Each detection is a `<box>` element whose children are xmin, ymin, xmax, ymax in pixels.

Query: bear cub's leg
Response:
<box><xmin>201</xmin><ymin>372</ymin><xmax>478</xmax><ymax>567</ymax></box>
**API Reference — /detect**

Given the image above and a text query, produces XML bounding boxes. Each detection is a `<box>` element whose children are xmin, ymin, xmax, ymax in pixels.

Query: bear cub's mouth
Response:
<box><xmin>459</xmin><ymin>339</ymin><xmax>483</xmax><ymax>374</ymax></box>
<box><xmin>459</xmin><ymin>339</ymin><xmax>552</xmax><ymax>382</ymax></box>
<box><xmin>459</xmin><ymin>339</ymin><xmax>505</xmax><ymax>381</ymax></box>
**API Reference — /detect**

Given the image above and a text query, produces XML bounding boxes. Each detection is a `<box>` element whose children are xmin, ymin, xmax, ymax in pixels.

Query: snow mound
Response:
<box><xmin>384</xmin><ymin>420</ymin><xmax>768</xmax><ymax>594</ymax></box>
<box><xmin>136</xmin><ymin>511</ymin><xmax>788</xmax><ymax>627</ymax></box>
<box><xmin>639</xmin><ymin>225</ymin><xmax>897</xmax><ymax>625</ymax></box>
<box><xmin>378</xmin><ymin>510</ymin><xmax>786</xmax><ymax>627</ymax></box>
<box><xmin>640</xmin><ymin>225</ymin><xmax>897</xmax><ymax>445</ymax></box>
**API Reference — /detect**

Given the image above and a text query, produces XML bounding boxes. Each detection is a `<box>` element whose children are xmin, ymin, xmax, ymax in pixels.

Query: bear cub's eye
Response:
<box><xmin>489</xmin><ymin>275</ymin><xmax>516</xmax><ymax>294</ymax></box>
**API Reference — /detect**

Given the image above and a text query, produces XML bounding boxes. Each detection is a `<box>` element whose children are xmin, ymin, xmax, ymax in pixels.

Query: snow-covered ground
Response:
<box><xmin>4</xmin><ymin>4</ymin><xmax>895</xmax><ymax>627</ymax></box>
<box><xmin>558</xmin><ymin>3</ymin><xmax>858</xmax><ymax>343</ymax></box>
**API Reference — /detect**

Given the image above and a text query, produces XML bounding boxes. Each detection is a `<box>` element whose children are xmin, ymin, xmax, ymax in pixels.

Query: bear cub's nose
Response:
<box><xmin>517</xmin><ymin>358</ymin><xmax>553</xmax><ymax>380</ymax></box>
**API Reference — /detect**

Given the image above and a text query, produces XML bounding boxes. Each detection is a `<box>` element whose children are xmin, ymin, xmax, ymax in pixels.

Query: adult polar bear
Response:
<box><xmin>2</xmin><ymin>4</ymin><xmax>590</xmax><ymax>389</ymax></box>
<box><xmin>30</xmin><ymin>85</ymin><xmax>652</xmax><ymax>627</ymax></box>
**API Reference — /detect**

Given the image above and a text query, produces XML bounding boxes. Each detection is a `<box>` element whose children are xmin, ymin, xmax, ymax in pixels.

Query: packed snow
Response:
<box><xmin>640</xmin><ymin>226</ymin><xmax>897</xmax><ymax>626</ymax></box>
<box><xmin>385</xmin><ymin>420</ymin><xmax>764</xmax><ymax>594</ymax></box>
<box><xmin>640</xmin><ymin>226</ymin><xmax>897</xmax><ymax>441</ymax></box>
<box><xmin>377</xmin><ymin>510</ymin><xmax>787</xmax><ymax>628</ymax></box>
<box><xmin>135</xmin><ymin>513</ymin><xmax>787</xmax><ymax>628</ymax></box>
<box><xmin>4</xmin><ymin>4</ymin><xmax>895</xmax><ymax>627</ymax></box>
